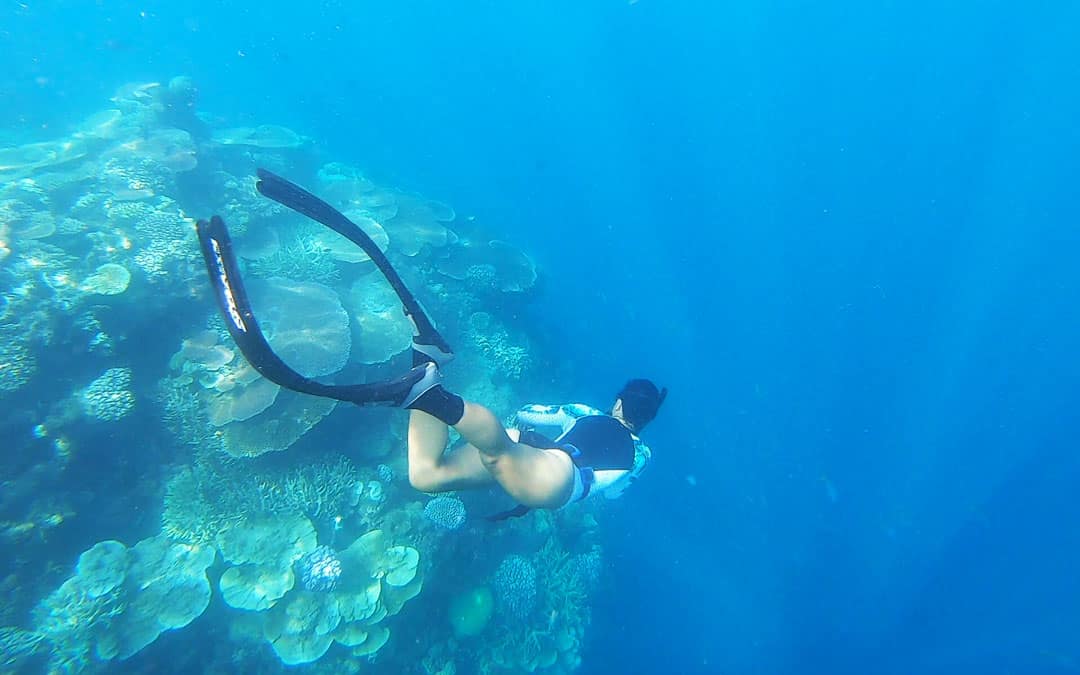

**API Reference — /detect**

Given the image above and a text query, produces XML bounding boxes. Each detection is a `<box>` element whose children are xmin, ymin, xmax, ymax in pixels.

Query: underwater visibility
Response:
<box><xmin>4</xmin><ymin>2</ymin><xmax>1080</xmax><ymax>674</ymax></box>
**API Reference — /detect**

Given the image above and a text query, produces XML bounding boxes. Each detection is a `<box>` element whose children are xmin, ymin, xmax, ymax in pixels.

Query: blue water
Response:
<box><xmin>4</xmin><ymin>1</ymin><xmax>1080</xmax><ymax>673</ymax></box>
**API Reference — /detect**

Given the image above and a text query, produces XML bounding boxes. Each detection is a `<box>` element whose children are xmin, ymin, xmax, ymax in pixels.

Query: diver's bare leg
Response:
<box><xmin>407</xmin><ymin>410</ymin><xmax>492</xmax><ymax>492</ymax></box>
<box><xmin>453</xmin><ymin>402</ymin><xmax>575</xmax><ymax>510</ymax></box>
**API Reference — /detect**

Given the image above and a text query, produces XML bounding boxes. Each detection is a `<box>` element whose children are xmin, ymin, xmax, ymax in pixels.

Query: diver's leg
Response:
<box><xmin>395</xmin><ymin>364</ymin><xmax>574</xmax><ymax>508</ymax></box>
<box><xmin>407</xmin><ymin>410</ymin><xmax>493</xmax><ymax>492</ymax></box>
<box><xmin>453</xmin><ymin>403</ymin><xmax>576</xmax><ymax>510</ymax></box>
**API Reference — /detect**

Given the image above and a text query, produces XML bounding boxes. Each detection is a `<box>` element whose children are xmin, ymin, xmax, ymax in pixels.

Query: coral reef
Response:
<box><xmin>0</xmin><ymin>626</ymin><xmax>43</xmax><ymax>669</ymax></box>
<box><xmin>165</xmin><ymin>320</ymin><xmax>346</xmax><ymax>456</ymax></box>
<box><xmin>345</xmin><ymin>274</ymin><xmax>414</xmax><ymax>365</ymax></box>
<box><xmin>468</xmin><ymin>311</ymin><xmax>532</xmax><ymax>380</ymax></box>
<box><xmin>382</xmin><ymin>190</ymin><xmax>456</xmax><ymax>257</ymax></box>
<box><xmin>0</xmin><ymin>76</ymin><xmax>623</xmax><ymax>675</ymax></box>
<box><xmin>218</xmin><ymin>525</ymin><xmax>423</xmax><ymax>665</ymax></box>
<box><xmin>248</xmin><ymin>232</ymin><xmax>341</xmax><ymax>283</ymax></box>
<box><xmin>79</xmin><ymin>367</ymin><xmax>135</xmax><ymax>421</ymax></box>
<box><xmin>436</xmin><ymin>239</ymin><xmax>537</xmax><ymax>293</ymax></box>
<box><xmin>424</xmin><ymin>495</ymin><xmax>468</xmax><ymax>531</ymax></box>
<box><xmin>448</xmin><ymin>586</ymin><xmax>494</xmax><ymax>638</ymax></box>
<box><xmin>34</xmin><ymin>535</ymin><xmax>215</xmax><ymax>669</ymax></box>
<box><xmin>162</xmin><ymin>453</ymin><xmax>365</xmax><ymax>545</ymax></box>
<box><xmin>492</xmin><ymin>554</ymin><xmax>538</xmax><ymax>621</ymax></box>
<box><xmin>299</xmin><ymin>545</ymin><xmax>343</xmax><ymax>592</ymax></box>
<box><xmin>0</xmin><ymin>335</ymin><xmax>35</xmax><ymax>394</ymax></box>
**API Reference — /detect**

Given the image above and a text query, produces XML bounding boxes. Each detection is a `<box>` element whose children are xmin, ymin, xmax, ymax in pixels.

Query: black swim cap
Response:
<box><xmin>616</xmin><ymin>379</ymin><xmax>667</xmax><ymax>431</ymax></box>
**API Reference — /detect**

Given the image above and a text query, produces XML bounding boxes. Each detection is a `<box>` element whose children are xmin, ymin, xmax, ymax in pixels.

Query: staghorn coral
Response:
<box><xmin>162</xmin><ymin>454</ymin><xmax>363</xmax><ymax>545</ymax></box>
<box><xmin>159</xmin><ymin>374</ymin><xmax>221</xmax><ymax>451</ymax></box>
<box><xmin>162</xmin><ymin>463</ymin><xmax>245</xmax><ymax>545</ymax></box>
<box><xmin>275</xmin><ymin>457</ymin><xmax>362</xmax><ymax>521</ymax></box>
<box><xmin>248</xmin><ymin>234</ymin><xmax>340</xmax><ymax>283</ymax></box>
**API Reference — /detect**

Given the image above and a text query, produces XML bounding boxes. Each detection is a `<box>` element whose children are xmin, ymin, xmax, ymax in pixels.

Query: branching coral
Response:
<box><xmin>159</xmin><ymin>375</ymin><xmax>221</xmax><ymax>450</ymax></box>
<box><xmin>480</xmin><ymin>538</ymin><xmax>597</xmax><ymax>673</ymax></box>
<box><xmin>34</xmin><ymin>577</ymin><xmax>125</xmax><ymax>672</ymax></box>
<box><xmin>162</xmin><ymin>463</ymin><xmax>246</xmax><ymax>545</ymax></box>
<box><xmin>468</xmin><ymin>312</ymin><xmax>532</xmax><ymax>380</ymax></box>
<box><xmin>248</xmin><ymin>234</ymin><xmax>340</xmax><ymax>283</ymax></box>
<box><xmin>162</xmin><ymin>453</ymin><xmax>363</xmax><ymax>545</ymax></box>
<box><xmin>275</xmin><ymin>457</ymin><xmax>361</xmax><ymax>521</ymax></box>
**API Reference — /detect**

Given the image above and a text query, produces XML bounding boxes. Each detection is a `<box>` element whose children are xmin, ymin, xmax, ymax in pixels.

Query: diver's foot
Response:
<box><xmin>380</xmin><ymin>361</ymin><xmax>443</xmax><ymax>407</ymax></box>
<box><xmin>412</xmin><ymin>339</ymin><xmax>455</xmax><ymax>368</ymax></box>
<box><xmin>391</xmin><ymin>362</ymin><xmax>465</xmax><ymax>425</ymax></box>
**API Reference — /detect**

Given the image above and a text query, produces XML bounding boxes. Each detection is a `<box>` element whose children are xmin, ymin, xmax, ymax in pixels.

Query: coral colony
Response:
<box><xmin>0</xmin><ymin>77</ymin><xmax>602</xmax><ymax>674</ymax></box>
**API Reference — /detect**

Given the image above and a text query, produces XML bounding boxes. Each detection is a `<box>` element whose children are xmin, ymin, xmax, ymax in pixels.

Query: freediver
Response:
<box><xmin>197</xmin><ymin>170</ymin><xmax>665</xmax><ymax>515</ymax></box>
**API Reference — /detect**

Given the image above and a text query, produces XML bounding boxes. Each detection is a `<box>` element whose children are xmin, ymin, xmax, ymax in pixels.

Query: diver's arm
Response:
<box><xmin>512</xmin><ymin>404</ymin><xmax>576</xmax><ymax>437</ymax></box>
<box><xmin>513</xmin><ymin>402</ymin><xmax>604</xmax><ymax>437</ymax></box>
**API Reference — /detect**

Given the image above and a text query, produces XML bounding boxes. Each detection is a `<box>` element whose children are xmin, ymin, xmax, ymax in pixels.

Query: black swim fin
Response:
<box><xmin>196</xmin><ymin>214</ymin><xmax>436</xmax><ymax>406</ymax></box>
<box><xmin>255</xmin><ymin>169</ymin><xmax>453</xmax><ymax>363</ymax></box>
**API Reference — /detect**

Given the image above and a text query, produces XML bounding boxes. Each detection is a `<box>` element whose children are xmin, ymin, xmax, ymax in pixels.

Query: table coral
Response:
<box><xmin>34</xmin><ymin>535</ymin><xmax>215</xmax><ymax>667</ymax></box>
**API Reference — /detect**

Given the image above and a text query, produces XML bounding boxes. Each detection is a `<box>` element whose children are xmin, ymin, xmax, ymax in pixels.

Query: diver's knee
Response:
<box><xmin>408</xmin><ymin>466</ymin><xmax>442</xmax><ymax>493</ymax></box>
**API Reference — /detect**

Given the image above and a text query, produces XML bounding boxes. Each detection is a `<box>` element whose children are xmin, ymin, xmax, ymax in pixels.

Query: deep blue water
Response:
<box><xmin>4</xmin><ymin>1</ymin><xmax>1080</xmax><ymax>673</ymax></box>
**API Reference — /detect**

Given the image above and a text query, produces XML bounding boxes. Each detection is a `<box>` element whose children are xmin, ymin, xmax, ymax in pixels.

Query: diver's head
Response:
<box><xmin>613</xmin><ymin>379</ymin><xmax>667</xmax><ymax>432</ymax></box>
